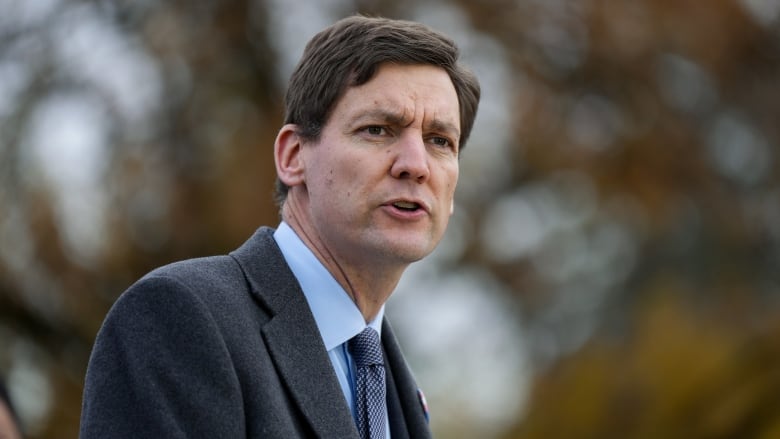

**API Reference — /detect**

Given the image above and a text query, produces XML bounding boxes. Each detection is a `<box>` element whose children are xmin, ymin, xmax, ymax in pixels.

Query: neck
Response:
<box><xmin>281</xmin><ymin>198</ymin><xmax>406</xmax><ymax>323</ymax></box>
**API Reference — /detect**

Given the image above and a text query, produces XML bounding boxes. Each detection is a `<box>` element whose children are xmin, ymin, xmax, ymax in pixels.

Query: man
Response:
<box><xmin>80</xmin><ymin>15</ymin><xmax>480</xmax><ymax>438</ymax></box>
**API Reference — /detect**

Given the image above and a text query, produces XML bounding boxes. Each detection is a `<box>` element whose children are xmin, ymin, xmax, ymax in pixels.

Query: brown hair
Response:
<box><xmin>275</xmin><ymin>15</ymin><xmax>481</xmax><ymax>205</ymax></box>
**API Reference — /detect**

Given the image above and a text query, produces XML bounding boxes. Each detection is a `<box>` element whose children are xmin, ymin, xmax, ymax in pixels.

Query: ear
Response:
<box><xmin>450</xmin><ymin>199</ymin><xmax>455</xmax><ymax>215</ymax></box>
<box><xmin>274</xmin><ymin>124</ymin><xmax>306</xmax><ymax>187</ymax></box>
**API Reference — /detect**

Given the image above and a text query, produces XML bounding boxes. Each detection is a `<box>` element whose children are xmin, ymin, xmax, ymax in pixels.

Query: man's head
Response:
<box><xmin>275</xmin><ymin>15</ymin><xmax>480</xmax><ymax>206</ymax></box>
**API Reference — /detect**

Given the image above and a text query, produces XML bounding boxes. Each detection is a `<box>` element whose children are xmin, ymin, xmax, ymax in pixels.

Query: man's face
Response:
<box><xmin>299</xmin><ymin>63</ymin><xmax>461</xmax><ymax>268</ymax></box>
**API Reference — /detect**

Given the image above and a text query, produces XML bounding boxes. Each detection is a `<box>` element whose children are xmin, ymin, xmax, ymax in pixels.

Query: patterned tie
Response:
<box><xmin>349</xmin><ymin>327</ymin><xmax>386</xmax><ymax>439</ymax></box>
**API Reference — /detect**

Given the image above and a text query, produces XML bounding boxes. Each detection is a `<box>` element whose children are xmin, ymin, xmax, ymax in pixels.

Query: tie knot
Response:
<box><xmin>349</xmin><ymin>327</ymin><xmax>383</xmax><ymax>368</ymax></box>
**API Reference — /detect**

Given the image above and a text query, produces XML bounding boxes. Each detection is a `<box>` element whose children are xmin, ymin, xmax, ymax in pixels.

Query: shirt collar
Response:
<box><xmin>273</xmin><ymin>221</ymin><xmax>384</xmax><ymax>351</ymax></box>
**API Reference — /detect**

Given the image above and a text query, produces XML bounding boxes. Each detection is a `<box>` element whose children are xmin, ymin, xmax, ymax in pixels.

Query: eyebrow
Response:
<box><xmin>426</xmin><ymin>119</ymin><xmax>461</xmax><ymax>140</ymax></box>
<box><xmin>352</xmin><ymin>108</ymin><xmax>461</xmax><ymax>139</ymax></box>
<box><xmin>355</xmin><ymin>109</ymin><xmax>409</xmax><ymax>127</ymax></box>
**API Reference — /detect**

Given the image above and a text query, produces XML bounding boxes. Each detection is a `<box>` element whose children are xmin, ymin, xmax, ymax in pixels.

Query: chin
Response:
<box><xmin>383</xmin><ymin>239</ymin><xmax>436</xmax><ymax>263</ymax></box>
<box><xmin>365</xmin><ymin>226</ymin><xmax>443</xmax><ymax>262</ymax></box>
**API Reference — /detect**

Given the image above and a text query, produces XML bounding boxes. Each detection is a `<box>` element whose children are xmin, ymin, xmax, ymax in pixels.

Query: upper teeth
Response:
<box><xmin>394</xmin><ymin>201</ymin><xmax>417</xmax><ymax>209</ymax></box>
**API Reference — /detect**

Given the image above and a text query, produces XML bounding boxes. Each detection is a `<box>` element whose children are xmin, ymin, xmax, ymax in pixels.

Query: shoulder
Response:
<box><xmin>129</xmin><ymin>225</ymin><xmax>281</xmax><ymax>309</ymax></box>
<box><xmin>110</xmin><ymin>254</ymin><xmax>239</xmax><ymax>314</ymax></box>
<box><xmin>109</xmin><ymin>255</ymin><xmax>253</xmax><ymax>332</ymax></box>
<box><xmin>104</xmin><ymin>227</ymin><xmax>281</xmax><ymax>334</ymax></box>
<box><xmin>144</xmin><ymin>254</ymin><xmax>243</xmax><ymax>292</ymax></box>
<box><xmin>96</xmin><ymin>227</ymin><xmax>286</xmax><ymax>351</ymax></box>
<box><xmin>102</xmin><ymin>261</ymin><xmax>233</xmax><ymax>339</ymax></box>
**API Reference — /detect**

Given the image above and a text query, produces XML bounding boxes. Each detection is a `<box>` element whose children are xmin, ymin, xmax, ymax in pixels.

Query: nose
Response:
<box><xmin>390</xmin><ymin>133</ymin><xmax>430</xmax><ymax>183</ymax></box>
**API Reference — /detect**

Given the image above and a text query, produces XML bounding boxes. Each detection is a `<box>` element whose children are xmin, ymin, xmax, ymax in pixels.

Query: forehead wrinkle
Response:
<box><xmin>348</xmin><ymin>93</ymin><xmax>459</xmax><ymax>137</ymax></box>
<box><xmin>420</xmin><ymin>105</ymin><xmax>461</xmax><ymax>141</ymax></box>
<box><xmin>351</xmin><ymin>106</ymin><xmax>413</xmax><ymax>127</ymax></box>
<box><xmin>425</xmin><ymin>117</ymin><xmax>460</xmax><ymax>139</ymax></box>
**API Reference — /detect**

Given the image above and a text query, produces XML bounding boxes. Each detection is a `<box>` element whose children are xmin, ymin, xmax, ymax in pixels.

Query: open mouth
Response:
<box><xmin>392</xmin><ymin>201</ymin><xmax>421</xmax><ymax>212</ymax></box>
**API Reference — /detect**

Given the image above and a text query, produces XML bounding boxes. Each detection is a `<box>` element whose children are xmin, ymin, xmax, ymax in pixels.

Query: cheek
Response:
<box><xmin>325</xmin><ymin>169</ymin><xmax>335</xmax><ymax>188</ymax></box>
<box><xmin>445</xmin><ymin>169</ymin><xmax>459</xmax><ymax>214</ymax></box>
<box><xmin>338</xmin><ymin>156</ymin><xmax>379</xmax><ymax>193</ymax></box>
<box><xmin>319</xmin><ymin>160</ymin><xmax>364</xmax><ymax>204</ymax></box>
<box><xmin>445</xmin><ymin>166</ymin><xmax>459</xmax><ymax>197</ymax></box>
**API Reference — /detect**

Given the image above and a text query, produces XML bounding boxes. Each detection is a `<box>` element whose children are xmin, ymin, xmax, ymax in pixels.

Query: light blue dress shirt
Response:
<box><xmin>274</xmin><ymin>222</ymin><xmax>390</xmax><ymax>437</ymax></box>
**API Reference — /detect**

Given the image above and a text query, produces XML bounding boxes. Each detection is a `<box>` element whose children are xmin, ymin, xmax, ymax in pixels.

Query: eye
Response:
<box><xmin>431</xmin><ymin>137</ymin><xmax>449</xmax><ymax>147</ymax></box>
<box><xmin>428</xmin><ymin>136</ymin><xmax>456</xmax><ymax>151</ymax></box>
<box><xmin>363</xmin><ymin>126</ymin><xmax>387</xmax><ymax>136</ymax></box>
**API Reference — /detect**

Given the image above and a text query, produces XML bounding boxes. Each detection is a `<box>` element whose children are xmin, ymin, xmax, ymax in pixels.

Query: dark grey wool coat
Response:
<box><xmin>80</xmin><ymin>227</ymin><xmax>432</xmax><ymax>438</ymax></box>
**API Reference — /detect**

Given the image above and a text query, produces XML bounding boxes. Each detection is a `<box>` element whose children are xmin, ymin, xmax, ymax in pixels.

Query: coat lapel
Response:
<box><xmin>383</xmin><ymin>320</ymin><xmax>433</xmax><ymax>439</ymax></box>
<box><xmin>231</xmin><ymin>227</ymin><xmax>359</xmax><ymax>438</ymax></box>
<box><xmin>262</xmin><ymin>305</ymin><xmax>359</xmax><ymax>438</ymax></box>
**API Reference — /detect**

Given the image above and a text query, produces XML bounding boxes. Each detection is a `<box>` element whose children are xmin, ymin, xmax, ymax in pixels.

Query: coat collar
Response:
<box><xmin>231</xmin><ymin>226</ymin><xmax>432</xmax><ymax>439</ymax></box>
<box><xmin>230</xmin><ymin>227</ymin><xmax>360</xmax><ymax>438</ymax></box>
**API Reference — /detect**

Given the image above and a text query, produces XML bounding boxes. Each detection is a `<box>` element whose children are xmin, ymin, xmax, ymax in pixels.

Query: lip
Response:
<box><xmin>381</xmin><ymin>197</ymin><xmax>431</xmax><ymax>219</ymax></box>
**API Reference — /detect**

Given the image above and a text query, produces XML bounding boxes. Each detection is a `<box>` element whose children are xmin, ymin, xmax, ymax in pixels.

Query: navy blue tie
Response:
<box><xmin>349</xmin><ymin>327</ymin><xmax>386</xmax><ymax>439</ymax></box>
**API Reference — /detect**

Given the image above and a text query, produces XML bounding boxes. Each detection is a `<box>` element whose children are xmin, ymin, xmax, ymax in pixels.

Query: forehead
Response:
<box><xmin>334</xmin><ymin>64</ymin><xmax>460</xmax><ymax>128</ymax></box>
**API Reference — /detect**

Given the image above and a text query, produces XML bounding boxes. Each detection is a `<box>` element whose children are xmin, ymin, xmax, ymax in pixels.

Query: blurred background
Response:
<box><xmin>2</xmin><ymin>0</ymin><xmax>780</xmax><ymax>437</ymax></box>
